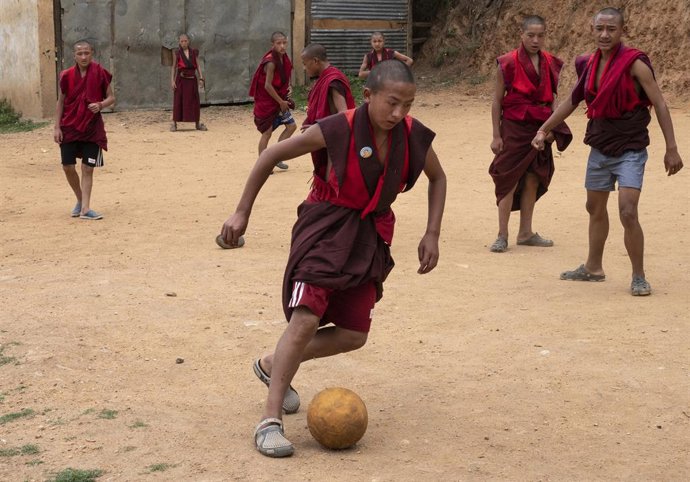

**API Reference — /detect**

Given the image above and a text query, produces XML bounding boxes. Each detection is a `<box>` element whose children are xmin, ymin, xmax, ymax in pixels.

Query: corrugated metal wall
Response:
<box><xmin>58</xmin><ymin>0</ymin><xmax>292</xmax><ymax>110</ymax></box>
<box><xmin>309</xmin><ymin>0</ymin><xmax>410</xmax><ymax>74</ymax></box>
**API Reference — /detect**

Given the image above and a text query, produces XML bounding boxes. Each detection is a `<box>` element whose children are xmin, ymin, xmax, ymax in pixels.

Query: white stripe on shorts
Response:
<box><xmin>289</xmin><ymin>281</ymin><xmax>305</xmax><ymax>308</ymax></box>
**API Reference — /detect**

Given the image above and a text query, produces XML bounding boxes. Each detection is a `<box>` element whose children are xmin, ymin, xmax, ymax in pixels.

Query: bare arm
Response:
<box><xmin>264</xmin><ymin>62</ymin><xmax>289</xmax><ymax>112</ymax></box>
<box><xmin>632</xmin><ymin>59</ymin><xmax>683</xmax><ymax>175</ymax></box>
<box><xmin>54</xmin><ymin>91</ymin><xmax>65</xmax><ymax>143</ymax></box>
<box><xmin>197</xmin><ymin>60</ymin><xmax>204</xmax><ymax>86</ymax></box>
<box><xmin>330</xmin><ymin>89</ymin><xmax>348</xmax><ymax>113</ymax></box>
<box><xmin>393</xmin><ymin>50</ymin><xmax>413</xmax><ymax>67</ymax></box>
<box><xmin>220</xmin><ymin>125</ymin><xmax>327</xmax><ymax>245</ymax></box>
<box><xmin>171</xmin><ymin>56</ymin><xmax>177</xmax><ymax>89</ymax></box>
<box><xmin>490</xmin><ymin>65</ymin><xmax>505</xmax><ymax>154</ymax></box>
<box><xmin>358</xmin><ymin>54</ymin><xmax>370</xmax><ymax>79</ymax></box>
<box><xmin>531</xmin><ymin>91</ymin><xmax>579</xmax><ymax>150</ymax></box>
<box><xmin>418</xmin><ymin>145</ymin><xmax>447</xmax><ymax>274</ymax></box>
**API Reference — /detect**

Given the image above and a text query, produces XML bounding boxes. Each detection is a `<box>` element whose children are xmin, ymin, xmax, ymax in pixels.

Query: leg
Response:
<box><xmin>278</xmin><ymin>122</ymin><xmax>296</xmax><ymax>142</ymax></box>
<box><xmin>491</xmin><ymin>184</ymin><xmax>516</xmax><ymax>252</ymax></box>
<box><xmin>517</xmin><ymin>173</ymin><xmax>538</xmax><ymax>241</ymax></box>
<box><xmin>261</xmin><ymin>307</ymin><xmax>319</xmax><ymax>421</ymax></box>
<box><xmin>258</xmin><ymin>129</ymin><xmax>272</xmax><ymax>155</ymax></box>
<box><xmin>62</xmin><ymin>165</ymin><xmax>82</xmax><ymax>202</ymax></box>
<box><xmin>618</xmin><ymin>187</ymin><xmax>644</xmax><ymax>277</ymax></box>
<box><xmin>80</xmin><ymin>164</ymin><xmax>95</xmax><ymax>215</ymax></box>
<box><xmin>584</xmin><ymin>190</ymin><xmax>610</xmax><ymax>275</ymax></box>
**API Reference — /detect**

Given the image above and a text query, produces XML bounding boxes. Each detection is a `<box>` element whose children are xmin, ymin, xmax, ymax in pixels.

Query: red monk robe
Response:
<box><xmin>249</xmin><ymin>50</ymin><xmax>293</xmax><ymax>133</ymax></box>
<box><xmin>59</xmin><ymin>61</ymin><xmax>112</xmax><ymax>150</ymax></box>
<box><xmin>571</xmin><ymin>43</ymin><xmax>653</xmax><ymax>157</ymax></box>
<box><xmin>365</xmin><ymin>48</ymin><xmax>395</xmax><ymax>70</ymax></box>
<box><xmin>173</xmin><ymin>48</ymin><xmax>201</xmax><ymax>123</ymax></box>
<box><xmin>489</xmin><ymin>44</ymin><xmax>572</xmax><ymax>211</ymax></box>
<box><xmin>304</xmin><ymin>65</ymin><xmax>355</xmax><ymax>127</ymax></box>
<box><xmin>282</xmin><ymin>104</ymin><xmax>435</xmax><ymax>321</ymax></box>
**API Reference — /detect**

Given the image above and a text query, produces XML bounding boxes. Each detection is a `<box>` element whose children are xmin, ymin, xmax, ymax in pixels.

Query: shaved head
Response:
<box><xmin>271</xmin><ymin>31</ymin><xmax>287</xmax><ymax>43</ymax></box>
<box><xmin>365</xmin><ymin>59</ymin><xmax>414</xmax><ymax>93</ymax></box>
<box><xmin>521</xmin><ymin>15</ymin><xmax>545</xmax><ymax>31</ymax></box>
<box><xmin>302</xmin><ymin>43</ymin><xmax>328</xmax><ymax>61</ymax></box>
<box><xmin>73</xmin><ymin>39</ymin><xmax>94</xmax><ymax>51</ymax></box>
<box><xmin>594</xmin><ymin>7</ymin><xmax>624</xmax><ymax>25</ymax></box>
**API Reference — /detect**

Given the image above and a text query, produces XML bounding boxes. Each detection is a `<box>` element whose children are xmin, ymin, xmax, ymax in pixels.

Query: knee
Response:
<box><xmin>619</xmin><ymin>203</ymin><xmax>639</xmax><ymax>227</ymax></box>
<box><xmin>286</xmin><ymin>123</ymin><xmax>297</xmax><ymax>134</ymax></box>
<box><xmin>585</xmin><ymin>199</ymin><xmax>605</xmax><ymax>217</ymax></box>
<box><xmin>340</xmin><ymin>330</ymin><xmax>368</xmax><ymax>352</ymax></box>
<box><xmin>62</xmin><ymin>164</ymin><xmax>76</xmax><ymax>174</ymax></box>
<box><xmin>288</xmin><ymin>308</ymin><xmax>320</xmax><ymax>338</ymax></box>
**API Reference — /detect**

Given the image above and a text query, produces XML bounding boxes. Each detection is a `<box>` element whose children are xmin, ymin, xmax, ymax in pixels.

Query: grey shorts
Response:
<box><xmin>585</xmin><ymin>148</ymin><xmax>647</xmax><ymax>191</ymax></box>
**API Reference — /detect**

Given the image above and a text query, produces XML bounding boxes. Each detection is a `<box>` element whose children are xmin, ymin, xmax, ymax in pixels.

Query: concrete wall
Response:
<box><xmin>0</xmin><ymin>0</ymin><xmax>56</xmax><ymax>120</ymax></box>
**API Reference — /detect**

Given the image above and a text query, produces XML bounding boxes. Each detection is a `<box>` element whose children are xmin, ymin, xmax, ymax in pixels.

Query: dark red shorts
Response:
<box><xmin>288</xmin><ymin>281</ymin><xmax>376</xmax><ymax>333</ymax></box>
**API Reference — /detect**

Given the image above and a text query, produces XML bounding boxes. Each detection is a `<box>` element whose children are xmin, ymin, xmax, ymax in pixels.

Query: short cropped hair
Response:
<box><xmin>521</xmin><ymin>15</ymin><xmax>546</xmax><ymax>31</ymax></box>
<box><xmin>594</xmin><ymin>7</ymin><xmax>624</xmax><ymax>25</ymax></box>
<box><xmin>302</xmin><ymin>43</ymin><xmax>328</xmax><ymax>61</ymax></box>
<box><xmin>73</xmin><ymin>39</ymin><xmax>94</xmax><ymax>51</ymax></box>
<box><xmin>365</xmin><ymin>59</ymin><xmax>414</xmax><ymax>92</ymax></box>
<box><xmin>371</xmin><ymin>31</ymin><xmax>384</xmax><ymax>39</ymax></box>
<box><xmin>271</xmin><ymin>31</ymin><xmax>287</xmax><ymax>42</ymax></box>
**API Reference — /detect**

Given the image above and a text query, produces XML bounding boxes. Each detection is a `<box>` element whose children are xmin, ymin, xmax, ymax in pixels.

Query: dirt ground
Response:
<box><xmin>1</xmin><ymin>89</ymin><xmax>689</xmax><ymax>481</ymax></box>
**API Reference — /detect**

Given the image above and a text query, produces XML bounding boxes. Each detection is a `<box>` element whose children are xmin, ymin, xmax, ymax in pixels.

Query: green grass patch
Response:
<box><xmin>26</xmin><ymin>458</ymin><xmax>44</xmax><ymax>466</ymax></box>
<box><xmin>0</xmin><ymin>408</ymin><xmax>35</xmax><ymax>425</ymax></box>
<box><xmin>0</xmin><ymin>444</ymin><xmax>40</xmax><ymax>457</ymax></box>
<box><xmin>48</xmin><ymin>468</ymin><xmax>104</xmax><ymax>482</ymax></box>
<box><xmin>81</xmin><ymin>408</ymin><xmax>96</xmax><ymax>416</ymax></box>
<box><xmin>147</xmin><ymin>463</ymin><xmax>174</xmax><ymax>472</ymax></box>
<box><xmin>0</xmin><ymin>99</ymin><xmax>48</xmax><ymax>133</ymax></box>
<box><xmin>97</xmin><ymin>409</ymin><xmax>118</xmax><ymax>420</ymax></box>
<box><xmin>129</xmin><ymin>420</ymin><xmax>148</xmax><ymax>429</ymax></box>
<box><xmin>0</xmin><ymin>343</ymin><xmax>17</xmax><ymax>366</ymax></box>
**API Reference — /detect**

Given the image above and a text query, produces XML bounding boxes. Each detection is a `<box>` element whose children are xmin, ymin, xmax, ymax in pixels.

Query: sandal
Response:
<box><xmin>170</xmin><ymin>123</ymin><xmax>177</xmax><ymax>132</ymax></box>
<box><xmin>517</xmin><ymin>232</ymin><xmax>554</xmax><ymax>247</ymax></box>
<box><xmin>196</xmin><ymin>123</ymin><xmax>208</xmax><ymax>131</ymax></box>
<box><xmin>490</xmin><ymin>236</ymin><xmax>508</xmax><ymax>253</ymax></box>
<box><xmin>253</xmin><ymin>359</ymin><xmax>300</xmax><ymax>414</ymax></box>
<box><xmin>560</xmin><ymin>264</ymin><xmax>605</xmax><ymax>282</ymax></box>
<box><xmin>631</xmin><ymin>276</ymin><xmax>651</xmax><ymax>296</ymax></box>
<box><xmin>254</xmin><ymin>418</ymin><xmax>294</xmax><ymax>457</ymax></box>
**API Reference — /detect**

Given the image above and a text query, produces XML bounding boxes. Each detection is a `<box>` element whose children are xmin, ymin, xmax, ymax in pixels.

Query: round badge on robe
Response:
<box><xmin>360</xmin><ymin>146</ymin><xmax>373</xmax><ymax>159</ymax></box>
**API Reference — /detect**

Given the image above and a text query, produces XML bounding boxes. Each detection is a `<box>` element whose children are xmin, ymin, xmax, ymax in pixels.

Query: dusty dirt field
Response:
<box><xmin>1</xmin><ymin>89</ymin><xmax>689</xmax><ymax>481</ymax></box>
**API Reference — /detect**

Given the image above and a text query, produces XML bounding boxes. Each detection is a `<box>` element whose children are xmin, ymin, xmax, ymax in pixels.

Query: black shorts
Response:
<box><xmin>60</xmin><ymin>141</ymin><xmax>104</xmax><ymax>167</ymax></box>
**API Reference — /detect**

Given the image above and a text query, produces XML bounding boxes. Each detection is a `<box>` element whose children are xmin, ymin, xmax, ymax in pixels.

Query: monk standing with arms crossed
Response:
<box><xmin>532</xmin><ymin>7</ymin><xmax>684</xmax><ymax>295</ymax></box>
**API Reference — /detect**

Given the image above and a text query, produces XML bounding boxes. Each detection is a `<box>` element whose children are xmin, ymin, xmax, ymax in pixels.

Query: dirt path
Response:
<box><xmin>1</xmin><ymin>89</ymin><xmax>688</xmax><ymax>481</ymax></box>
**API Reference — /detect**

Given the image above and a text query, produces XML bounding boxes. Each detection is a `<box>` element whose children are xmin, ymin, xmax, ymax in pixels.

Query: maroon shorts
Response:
<box><xmin>288</xmin><ymin>281</ymin><xmax>376</xmax><ymax>333</ymax></box>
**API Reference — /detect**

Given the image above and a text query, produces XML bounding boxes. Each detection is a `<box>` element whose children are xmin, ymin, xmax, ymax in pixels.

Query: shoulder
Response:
<box><xmin>497</xmin><ymin>50</ymin><xmax>516</xmax><ymax>64</ymax></box>
<box><xmin>574</xmin><ymin>54</ymin><xmax>591</xmax><ymax>76</ymax></box>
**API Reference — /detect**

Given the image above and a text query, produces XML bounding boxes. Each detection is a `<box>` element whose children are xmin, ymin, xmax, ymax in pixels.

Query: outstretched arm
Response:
<box><xmin>418</xmin><ymin>145</ymin><xmax>446</xmax><ymax>274</ymax></box>
<box><xmin>632</xmin><ymin>59</ymin><xmax>683</xmax><ymax>176</ymax></box>
<box><xmin>531</xmin><ymin>93</ymin><xmax>579</xmax><ymax>150</ymax></box>
<box><xmin>220</xmin><ymin>125</ymin><xmax>327</xmax><ymax>245</ymax></box>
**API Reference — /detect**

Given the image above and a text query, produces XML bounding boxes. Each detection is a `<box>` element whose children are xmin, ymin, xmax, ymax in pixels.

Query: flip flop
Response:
<box><xmin>490</xmin><ymin>236</ymin><xmax>508</xmax><ymax>253</ymax></box>
<box><xmin>517</xmin><ymin>232</ymin><xmax>554</xmax><ymax>247</ymax></box>
<box><xmin>560</xmin><ymin>264</ymin><xmax>605</xmax><ymax>282</ymax></box>
<box><xmin>196</xmin><ymin>123</ymin><xmax>208</xmax><ymax>131</ymax></box>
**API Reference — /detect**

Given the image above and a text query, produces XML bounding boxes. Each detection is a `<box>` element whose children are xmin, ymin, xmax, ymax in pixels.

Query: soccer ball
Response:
<box><xmin>307</xmin><ymin>387</ymin><xmax>368</xmax><ymax>449</ymax></box>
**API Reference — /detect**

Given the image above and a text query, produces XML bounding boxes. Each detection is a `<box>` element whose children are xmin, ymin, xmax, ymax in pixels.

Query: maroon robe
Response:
<box><xmin>281</xmin><ymin>104</ymin><xmax>435</xmax><ymax>321</ymax></box>
<box><xmin>59</xmin><ymin>62</ymin><xmax>112</xmax><ymax>150</ymax></box>
<box><xmin>304</xmin><ymin>65</ymin><xmax>355</xmax><ymax>126</ymax></box>
<box><xmin>173</xmin><ymin>48</ymin><xmax>201</xmax><ymax>123</ymax></box>
<box><xmin>571</xmin><ymin>43</ymin><xmax>653</xmax><ymax>157</ymax></box>
<box><xmin>489</xmin><ymin>45</ymin><xmax>572</xmax><ymax>210</ymax></box>
<box><xmin>249</xmin><ymin>50</ymin><xmax>293</xmax><ymax>132</ymax></box>
<box><xmin>366</xmin><ymin>48</ymin><xmax>395</xmax><ymax>69</ymax></box>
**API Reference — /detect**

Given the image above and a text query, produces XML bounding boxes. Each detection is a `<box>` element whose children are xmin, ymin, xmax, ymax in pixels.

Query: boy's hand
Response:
<box><xmin>417</xmin><ymin>232</ymin><xmax>440</xmax><ymax>274</ymax></box>
<box><xmin>490</xmin><ymin>137</ymin><xmax>503</xmax><ymax>155</ymax></box>
<box><xmin>220</xmin><ymin>212</ymin><xmax>249</xmax><ymax>248</ymax></box>
<box><xmin>53</xmin><ymin>126</ymin><xmax>63</xmax><ymax>143</ymax></box>
<box><xmin>664</xmin><ymin>147</ymin><xmax>683</xmax><ymax>176</ymax></box>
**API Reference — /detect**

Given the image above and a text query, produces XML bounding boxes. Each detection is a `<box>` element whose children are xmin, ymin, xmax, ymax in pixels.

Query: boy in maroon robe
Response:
<box><xmin>300</xmin><ymin>43</ymin><xmax>355</xmax><ymax>131</ymax></box>
<box><xmin>249</xmin><ymin>31</ymin><xmax>296</xmax><ymax>170</ymax></box>
<box><xmin>220</xmin><ymin>60</ymin><xmax>446</xmax><ymax>457</ymax></box>
<box><xmin>358</xmin><ymin>32</ymin><xmax>413</xmax><ymax>79</ymax></box>
<box><xmin>488</xmin><ymin>15</ymin><xmax>572</xmax><ymax>253</ymax></box>
<box><xmin>170</xmin><ymin>34</ymin><xmax>206</xmax><ymax>132</ymax></box>
<box><xmin>532</xmin><ymin>7</ymin><xmax>684</xmax><ymax>296</ymax></box>
<box><xmin>53</xmin><ymin>40</ymin><xmax>115</xmax><ymax>220</ymax></box>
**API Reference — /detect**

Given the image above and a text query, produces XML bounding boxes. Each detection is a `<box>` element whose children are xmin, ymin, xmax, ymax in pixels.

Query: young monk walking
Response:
<box><xmin>54</xmin><ymin>40</ymin><xmax>115</xmax><ymax>220</ymax></box>
<box><xmin>220</xmin><ymin>60</ymin><xmax>446</xmax><ymax>457</ymax></box>
<box><xmin>249</xmin><ymin>31</ymin><xmax>296</xmax><ymax>170</ymax></box>
<box><xmin>170</xmin><ymin>34</ymin><xmax>207</xmax><ymax>132</ymax></box>
<box><xmin>358</xmin><ymin>32</ymin><xmax>413</xmax><ymax>79</ymax></box>
<box><xmin>300</xmin><ymin>43</ymin><xmax>355</xmax><ymax>132</ymax></box>
<box><xmin>488</xmin><ymin>15</ymin><xmax>572</xmax><ymax>253</ymax></box>
<box><xmin>532</xmin><ymin>7</ymin><xmax>684</xmax><ymax>295</ymax></box>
